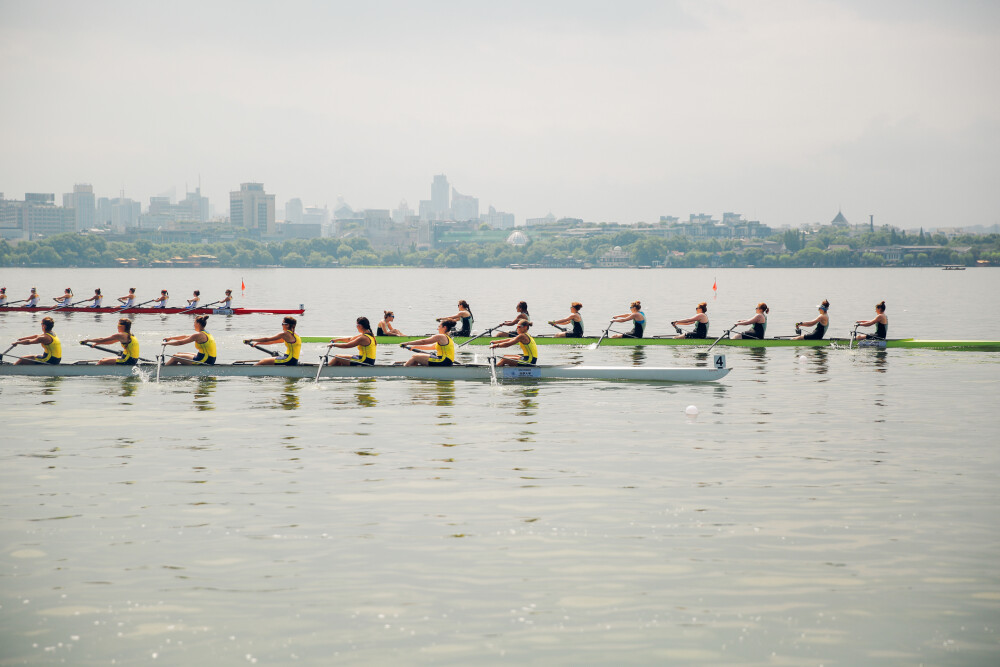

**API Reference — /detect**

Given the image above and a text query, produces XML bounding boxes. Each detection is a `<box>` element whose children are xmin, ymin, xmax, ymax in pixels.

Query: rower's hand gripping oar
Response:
<box><xmin>548</xmin><ymin>321</ymin><xmax>567</xmax><ymax>332</ymax></box>
<box><xmin>588</xmin><ymin>319</ymin><xmax>616</xmax><ymax>350</ymax></box>
<box><xmin>849</xmin><ymin>323</ymin><xmax>860</xmax><ymax>349</ymax></box>
<box><xmin>706</xmin><ymin>325</ymin><xmax>735</xmax><ymax>353</ymax></box>
<box><xmin>458</xmin><ymin>323</ymin><xmax>505</xmax><ymax>348</ymax></box>
<box><xmin>243</xmin><ymin>340</ymin><xmax>279</xmax><ymax>357</ymax></box>
<box><xmin>113</xmin><ymin>297</ymin><xmax>158</xmax><ymax>314</ymax></box>
<box><xmin>670</xmin><ymin>321</ymin><xmax>683</xmax><ymax>335</ymax></box>
<box><xmin>79</xmin><ymin>340</ymin><xmax>156</xmax><ymax>364</ymax></box>
<box><xmin>1</xmin><ymin>298</ymin><xmax>30</xmax><ymax>308</ymax></box>
<box><xmin>315</xmin><ymin>342</ymin><xmax>334</xmax><ymax>382</ymax></box>
<box><xmin>180</xmin><ymin>299</ymin><xmax>222</xmax><ymax>314</ymax></box>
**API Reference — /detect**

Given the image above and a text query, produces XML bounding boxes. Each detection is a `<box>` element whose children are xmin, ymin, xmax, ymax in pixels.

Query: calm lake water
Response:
<box><xmin>2</xmin><ymin>267</ymin><xmax>999</xmax><ymax>665</ymax></box>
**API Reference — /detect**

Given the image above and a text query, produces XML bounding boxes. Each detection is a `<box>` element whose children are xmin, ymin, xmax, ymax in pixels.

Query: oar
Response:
<box><xmin>50</xmin><ymin>298</ymin><xmax>80</xmax><ymax>311</ymax></box>
<box><xmin>457</xmin><ymin>323</ymin><xmax>506</xmax><ymax>348</ymax></box>
<box><xmin>181</xmin><ymin>299</ymin><xmax>222</xmax><ymax>314</ymax></box>
<box><xmin>488</xmin><ymin>347</ymin><xmax>498</xmax><ymax>384</ymax></box>
<box><xmin>548</xmin><ymin>321</ymin><xmax>568</xmax><ymax>332</ymax></box>
<box><xmin>79</xmin><ymin>341</ymin><xmax>156</xmax><ymax>363</ymax></box>
<box><xmin>1</xmin><ymin>298</ymin><xmax>29</xmax><ymax>308</ymax></box>
<box><xmin>156</xmin><ymin>343</ymin><xmax>165</xmax><ymax>381</ymax></box>
<box><xmin>0</xmin><ymin>343</ymin><xmax>16</xmax><ymax>363</ymax></box>
<box><xmin>588</xmin><ymin>319</ymin><xmax>616</xmax><ymax>350</ymax></box>
<box><xmin>706</xmin><ymin>325</ymin><xmax>735</xmax><ymax>353</ymax></box>
<box><xmin>849</xmin><ymin>323</ymin><xmax>860</xmax><ymax>350</ymax></box>
<box><xmin>315</xmin><ymin>343</ymin><xmax>333</xmax><ymax>382</ymax></box>
<box><xmin>670</xmin><ymin>321</ymin><xmax>683</xmax><ymax>335</ymax></box>
<box><xmin>114</xmin><ymin>298</ymin><xmax>157</xmax><ymax>314</ymax></box>
<box><xmin>243</xmin><ymin>340</ymin><xmax>279</xmax><ymax>357</ymax></box>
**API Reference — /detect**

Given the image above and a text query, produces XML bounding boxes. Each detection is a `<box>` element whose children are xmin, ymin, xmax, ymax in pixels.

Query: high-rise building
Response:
<box><xmin>285</xmin><ymin>198</ymin><xmax>303</xmax><ymax>224</ymax></box>
<box><xmin>230</xmin><ymin>182</ymin><xmax>275</xmax><ymax>237</ymax></box>
<box><xmin>62</xmin><ymin>184</ymin><xmax>96</xmax><ymax>231</ymax></box>
<box><xmin>1</xmin><ymin>193</ymin><xmax>75</xmax><ymax>239</ymax></box>
<box><xmin>481</xmin><ymin>206</ymin><xmax>515</xmax><ymax>230</ymax></box>
<box><xmin>450</xmin><ymin>188</ymin><xmax>479</xmax><ymax>222</ymax></box>
<box><xmin>431</xmin><ymin>174</ymin><xmax>450</xmax><ymax>218</ymax></box>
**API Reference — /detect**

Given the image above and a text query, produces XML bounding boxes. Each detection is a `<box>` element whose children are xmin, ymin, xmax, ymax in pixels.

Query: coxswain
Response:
<box><xmin>550</xmin><ymin>302</ymin><xmax>584</xmax><ymax>338</ymax></box>
<box><xmin>81</xmin><ymin>318</ymin><xmax>141</xmax><ymax>365</ymax></box>
<box><xmin>0</xmin><ymin>287</ymin><xmax>7</xmax><ymax>307</ymax></box>
<box><xmin>162</xmin><ymin>315</ymin><xmax>217</xmax><ymax>365</ymax></box>
<box><xmin>611</xmin><ymin>300</ymin><xmax>646</xmax><ymax>338</ymax></box>
<box><xmin>403</xmin><ymin>320</ymin><xmax>457</xmax><ymax>366</ymax></box>
<box><xmin>186</xmin><ymin>290</ymin><xmax>201</xmax><ymax>308</ymax></box>
<box><xmin>377</xmin><ymin>310</ymin><xmax>402</xmax><ymax>336</ymax></box>
<box><xmin>220</xmin><ymin>289</ymin><xmax>234</xmax><ymax>309</ymax></box>
<box><xmin>153</xmin><ymin>290</ymin><xmax>169</xmax><ymax>308</ymax></box>
<box><xmin>792</xmin><ymin>300</ymin><xmax>830</xmax><ymax>340</ymax></box>
<box><xmin>498</xmin><ymin>301</ymin><xmax>531</xmax><ymax>337</ymax></box>
<box><xmin>118</xmin><ymin>288</ymin><xmax>136</xmax><ymax>308</ymax></box>
<box><xmin>12</xmin><ymin>316</ymin><xmax>61</xmax><ymax>365</ymax></box>
<box><xmin>25</xmin><ymin>288</ymin><xmax>39</xmax><ymax>307</ymax></box>
<box><xmin>246</xmin><ymin>316</ymin><xmax>301</xmax><ymax>366</ymax></box>
<box><xmin>672</xmin><ymin>302</ymin><xmax>709</xmax><ymax>339</ymax></box>
<box><xmin>53</xmin><ymin>287</ymin><xmax>74</xmax><ymax>307</ymax></box>
<box><xmin>855</xmin><ymin>301</ymin><xmax>888</xmax><ymax>341</ymax></box>
<box><xmin>732</xmin><ymin>303</ymin><xmax>769</xmax><ymax>339</ymax></box>
<box><xmin>81</xmin><ymin>288</ymin><xmax>103</xmax><ymax>308</ymax></box>
<box><xmin>489</xmin><ymin>320</ymin><xmax>538</xmax><ymax>366</ymax></box>
<box><xmin>437</xmin><ymin>300</ymin><xmax>474</xmax><ymax>337</ymax></box>
<box><xmin>326</xmin><ymin>317</ymin><xmax>377</xmax><ymax>366</ymax></box>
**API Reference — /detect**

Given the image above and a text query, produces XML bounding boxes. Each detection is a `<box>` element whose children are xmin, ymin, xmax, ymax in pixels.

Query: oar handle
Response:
<box><xmin>1</xmin><ymin>299</ymin><xmax>29</xmax><ymax>306</ymax></box>
<box><xmin>243</xmin><ymin>340</ymin><xmax>279</xmax><ymax>357</ymax></box>
<box><xmin>80</xmin><ymin>341</ymin><xmax>124</xmax><ymax>357</ymax></box>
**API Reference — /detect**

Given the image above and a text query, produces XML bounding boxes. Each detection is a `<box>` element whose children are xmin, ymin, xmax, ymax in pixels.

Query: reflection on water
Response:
<box><xmin>192</xmin><ymin>377</ymin><xmax>217</xmax><ymax>411</ymax></box>
<box><xmin>805</xmin><ymin>347</ymin><xmax>830</xmax><ymax>377</ymax></box>
<box><xmin>354</xmin><ymin>379</ymin><xmax>377</xmax><ymax>408</ymax></box>
<box><xmin>276</xmin><ymin>377</ymin><xmax>300</xmax><ymax>410</ymax></box>
<box><xmin>629</xmin><ymin>347</ymin><xmax>646</xmax><ymax>366</ymax></box>
<box><xmin>116</xmin><ymin>377</ymin><xmax>141</xmax><ymax>397</ymax></box>
<box><xmin>38</xmin><ymin>376</ymin><xmax>64</xmax><ymax>398</ymax></box>
<box><xmin>514</xmin><ymin>384</ymin><xmax>539</xmax><ymax>417</ymax></box>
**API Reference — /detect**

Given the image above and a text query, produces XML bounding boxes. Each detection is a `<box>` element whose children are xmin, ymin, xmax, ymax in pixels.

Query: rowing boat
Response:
<box><xmin>0</xmin><ymin>304</ymin><xmax>305</xmax><ymax>315</ymax></box>
<box><xmin>300</xmin><ymin>334</ymin><xmax>1000</xmax><ymax>351</ymax></box>
<box><xmin>0</xmin><ymin>360</ymin><xmax>730</xmax><ymax>382</ymax></box>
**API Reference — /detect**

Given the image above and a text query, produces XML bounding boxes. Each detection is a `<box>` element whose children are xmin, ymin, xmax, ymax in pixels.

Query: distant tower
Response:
<box><xmin>230</xmin><ymin>183</ymin><xmax>276</xmax><ymax>238</ymax></box>
<box><xmin>431</xmin><ymin>174</ymin><xmax>450</xmax><ymax>219</ymax></box>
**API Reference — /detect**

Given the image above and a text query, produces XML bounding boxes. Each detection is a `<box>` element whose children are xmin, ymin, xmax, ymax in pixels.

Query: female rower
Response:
<box><xmin>327</xmin><ymin>317</ymin><xmax>377</xmax><ymax>366</ymax></box>
<box><xmin>438</xmin><ymin>300</ymin><xmax>474</xmax><ymax>337</ymax></box>
<box><xmin>855</xmin><ymin>301</ymin><xmax>888</xmax><ymax>341</ymax></box>
<box><xmin>377</xmin><ymin>310</ymin><xmax>402</xmax><ymax>336</ymax></box>
<box><xmin>26</xmin><ymin>288</ymin><xmax>39</xmax><ymax>307</ymax></box>
<box><xmin>153</xmin><ymin>290</ymin><xmax>169</xmax><ymax>308</ymax></box>
<box><xmin>163</xmin><ymin>315</ymin><xmax>216</xmax><ymax>365</ymax></box>
<box><xmin>403</xmin><ymin>320</ymin><xmax>457</xmax><ymax>366</ymax></box>
<box><xmin>490</xmin><ymin>320</ymin><xmax>538</xmax><ymax>366</ymax></box>
<box><xmin>732</xmin><ymin>303</ymin><xmax>769</xmax><ymax>339</ymax></box>
<box><xmin>611</xmin><ymin>300</ymin><xmax>646</xmax><ymax>339</ymax></box>
<box><xmin>81</xmin><ymin>318</ymin><xmax>140</xmax><ymax>365</ymax></box>
<box><xmin>186</xmin><ymin>290</ymin><xmax>201</xmax><ymax>308</ymax></box>
<box><xmin>220</xmin><ymin>289</ymin><xmax>234</xmax><ymax>309</ymax></box>
<box><xmin>118</xmin><ymin>288</ymin><xmax>136</xmax><ymax>308</ymax></box>
<box><xmin>0</xmin><ymin>287</ymin><xmax>7</xmax><ymax>307</ymax></box>
<box><xmin>550</xmin><ymin>302</ymin><xmax>584</xmax><ymax>338</ymax></box>
<box><xmin>53</xmin><ymin>288</ymin><xmax>73</xmax><ymax>307</ymax></box>
<box><xmin>81</xmin><ymin>288</ymin><xmax>103</xmax><ymax>308</ymax></box>
<box><xmin>247</xmin><ymin>316</ymin><xmax>300</xmax><ymax>366</ymax></box>
<box><xmin>792</xmin><ymin>299</ymin><xmax>830</xmax><ymax>340</ymax></box>
<box><xmin>672</xmin><ymin>302</ymin><xmax>709</xmax><ymax>339</ymax></box>
<box><xmin>499</xmin><ymin>301</ymin><xmax>531</xmax><ymax>337</ymax></box>
<box><xmin>12</xmin><ymin>317</ymin><xmax>61</xmax><ymax>365</ymax></box>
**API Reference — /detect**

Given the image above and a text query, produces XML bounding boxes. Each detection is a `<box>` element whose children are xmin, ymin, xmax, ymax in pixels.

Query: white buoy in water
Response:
<box><xmin>685</xmin><ymin>405</ymin><xmax>699</xmax><ymax>417</ymax></box>
<box><xmin>798</xmin><ymin>355</ymin><xmax>808</xmax><ymax>361</ymax></box>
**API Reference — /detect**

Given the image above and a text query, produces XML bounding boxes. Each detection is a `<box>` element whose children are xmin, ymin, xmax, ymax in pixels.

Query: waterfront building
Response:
<box><xmin>230</xmin><ymin>182</ymin><xmax>275</xmax><ymax>238</ymax></box>
<box><xmin>62</xmin><ymin>184</ymin><xmax>96</xmax><ymax>231</ymax></box>
<box><xmin>598</xmin><ymin>245</ymin><xmax>631</xmax><ymax>268</ymax></box>
<box><xmin>0</xmin><ymin>193</ymin><xmax>75</xmax><ymax>239</ymax></box>
<box><xmin>525</xmin><ymin>213</ymin><xmax>557</xmax><ymax>227</ymax></box>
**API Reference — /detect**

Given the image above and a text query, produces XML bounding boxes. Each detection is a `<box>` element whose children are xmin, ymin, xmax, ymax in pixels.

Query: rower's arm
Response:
<box><xmin>490</xmin><ymin>334</ymin><xmax>523</xmax><ymax>349</ymax></box>
<box><xmin>331</xmin><ymin>334</ymin><xmax>364</xmax><ymax>349</ymax></box>
<box><xmin>673</xmin><ymin>315</ymin><xmax>696</xmax><ymax>325</ymax></box>
<box><xmin>797</xmin><ymin>316</ymin><xmax>820</xmax><ymax>327</ymax></box>
<box><xmin>84</xmin><ymin>333</ymin><xmax>125</xmax><ymax>345</ymax></box>
<box><xmin>164</xmin><ymin>333</ymin><xmax>200</xmax><ymax>346</ymax></box>
<box><xmin>251</xmin><ymin>334</ymin><xmax>285</xmax><ymax>345</ymax></box>
<box><xmin>855</xmin><ymin>317</ymin><xmax>877</xmax><ymax>327</ymax></box>
<box><xmin>15</xmin><ymin>333</ymin><xmax>46</xmax><ymax>345</ymax></box>
<box><xmin>403</xmin><ymin>334</ymin><xmax>444</xmax><ymax>348</ymax></box>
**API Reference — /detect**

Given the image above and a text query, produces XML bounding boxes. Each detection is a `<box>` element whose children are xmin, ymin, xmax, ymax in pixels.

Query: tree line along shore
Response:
<box><xmin>1</xmin><ymin>227</ymin><xmax>997</xmax><ymax>269</ymax></box>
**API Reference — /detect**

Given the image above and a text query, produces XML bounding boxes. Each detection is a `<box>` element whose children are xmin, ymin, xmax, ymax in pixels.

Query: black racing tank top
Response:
<box><xmin>875</xmin><ymin>319</ymin><xmax>887</xmax><ymax>339</ymax></box>
<box><xmin>458</xmin><ymin>313</ymin><xmax>473</xmax><ymax>337</ymax></box>
<box><xmin>693</xmin><ymin>319</ymin><xmax>708</xmax><ymax>338</ymax></box>
<box><xmin>752</xmin><ymin>318</ymin><xmax>766</xmax><ymax>339</ymax></box>
<box><xmin>572</xmin><ymin>317</ymin><xmax>583</xmax><ymax>337</ymax></box>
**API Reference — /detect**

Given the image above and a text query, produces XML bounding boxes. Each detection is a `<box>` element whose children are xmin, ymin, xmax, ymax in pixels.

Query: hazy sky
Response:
<box><xmin>2</xmin><ymin>0</ymin><xmax>998</xmax><ymax>228</ymax></box>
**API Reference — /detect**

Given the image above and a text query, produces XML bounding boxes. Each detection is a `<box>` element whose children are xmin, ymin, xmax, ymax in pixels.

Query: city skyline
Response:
<box><xmin>1</xmin><ymin>1</ymin><xmax>998</xmax><ymax>230</ymax></box>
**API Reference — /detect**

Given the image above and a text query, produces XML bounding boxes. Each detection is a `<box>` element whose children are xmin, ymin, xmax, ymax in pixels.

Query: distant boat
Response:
<box><xmin>942</xmin><ymin>265</ymin><xmax>967</xmax><ymax>270</ymax></box>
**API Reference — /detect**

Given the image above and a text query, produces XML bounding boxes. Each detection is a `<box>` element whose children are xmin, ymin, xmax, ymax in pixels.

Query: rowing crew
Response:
<box><xmin>0</xmin><ymin>287</ymin><xmax>235</xmax><ymax>310</ymax></box>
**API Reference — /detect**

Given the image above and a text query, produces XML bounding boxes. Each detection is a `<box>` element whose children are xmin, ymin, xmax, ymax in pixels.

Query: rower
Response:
<box><xmin>220</xmin><ymin>289</ymin><xmax>234</xmax><ymax>309</ymax></box>
<box><xmin>498</xmin><ymin>301</ymin><xmax>531</xmax><ymax>337</ymax></box>
<box><xmin>162</xmin><ymin>315</ymin><xmax>217</xmax><ymax>365</ymax></box>
<box><xmin>672</xmin><ymin>302</ymin><xmax>709</xmax><ymax>339</ymax></box>
<box><xmin>612</xmin><ymin>300</ymin><xmax>646</xmax><ymax>338</ymax></box>
<box><xmin>792</xmin><ymin>299</ymin><xmax>830</xmax><ymax>340</ymax></box>
<box><xmin>732</xmin><ymin>302</ymin><xmax>769</xmax><ymax>339</ymax></box>
<box><xmin>403</xmin><ymin>320</ymin><xmax>456</xmax><ymax>366</ymax></box>
<box><xmin>153</xmin><ymin>290</ymin><xmax>169</xmax><ymax>308</ymax></box>
<box><xmin>118</xmin><ymin>288</ymin><xmax>136</xmax><ymax>308</ymax></box>
<box><xmin>326</xmin><ymin>317</ymin><xmax>377</xmax><ymax>366</ymax></box>
<box><xmin>81</xmin><ymin>288</ymin><xmax>103</xmax><ymax>308</ymax></box>
<box><xmin>0</xmin><ymin>287</ymin><xmax>7</xmax><ymax>307</ymax></box>
<box><xmin>54</xmin><ymin>287</ymin><xmax>74</xmax><ymax>307</ymax></box>
<box><xmin>550</xmin><ymin>302</ymin><xmax>584</xmax><ymax>338</ymax></box>
<box><xmin>81</xmin><ymin>318</ymin><xmax>140</xmax><ymax>365</ymax></box>
<box><xmin>12</xmin><ymin>317</ymin><xmax>61</xmax><ymax>365</ymax></box>
<box><xmin>25</xmin><ymin>288</ymin><xmax>39</xmax><ymax>308</ymax></box>
<box><xmin>490</xmin><ymin>321</ymin><xmax>538</xmax><ymax>366</ymax></box>
<box><xmin>855</xmin><ymin>301</ymin><xmax>888</xmax><ymax>341</ymax></box>
<box><xmin>437</xmin><ymin>300</ymin><xmax>474</xmax><ymax>337</ymax></box>
<box><xmin>377</xmin><ymin>310</ymin><xmax>402</xmax><ymax>336</ymax></box>
<box><xmin>246</xmin><ymin>316</ymin><xmax>301</xmax><ymax>366</ymax></box>
<box><xmin>186</xmin><ymin>290</ymin><xmax>201</xmax><ymax>308</ymax></box>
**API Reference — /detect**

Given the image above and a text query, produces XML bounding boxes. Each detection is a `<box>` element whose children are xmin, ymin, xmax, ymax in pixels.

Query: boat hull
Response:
<box><xmin>0</xmin><ymin>362</ymin><xmax>729</xmax><ymax>382</ymax></box>
<box><xmin>0</xmin><ymin>306</ymin><xmax>304</xmax><ymax>315</ymax></box>
<box><xmin>300</xmin><ymin>334</ymin><xmax>1000</xmax><ymax>351</ymax></box>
